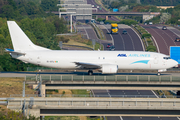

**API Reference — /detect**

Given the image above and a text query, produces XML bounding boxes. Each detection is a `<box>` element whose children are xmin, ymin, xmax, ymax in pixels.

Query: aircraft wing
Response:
<box><xmin>5</xmin><ymin>48</ymin><xmax>26</xmax><ymax>55</ymax></box>
<box><xmin>74</xmin><ymin>62</ymin><xmax>101</xmax><ymax>69</ymax></box>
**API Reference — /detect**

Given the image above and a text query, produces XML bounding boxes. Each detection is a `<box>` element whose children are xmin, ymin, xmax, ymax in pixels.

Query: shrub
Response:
<box><xmin>147</xmin><ymin>45</ymin><xmax>157</xmax><ymax>52</ymax></box>
<box><xmin>142</xmin><ymin>33</ymin><xmax>151</xmax><ymax>38</ymax></box>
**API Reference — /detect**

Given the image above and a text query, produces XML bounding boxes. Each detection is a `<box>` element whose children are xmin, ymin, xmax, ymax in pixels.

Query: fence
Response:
<box><xmin>25</xmin><ymin>75</ymin><xmax>180</xmax><ymax>82</ymax></box>
<box><xmin>7</xmin><ymin>98</ymin><xmax>180</xmax><ymax>108</ymax></box>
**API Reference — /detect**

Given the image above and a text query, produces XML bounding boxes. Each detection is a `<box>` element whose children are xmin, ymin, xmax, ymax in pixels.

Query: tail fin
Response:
<box><xmin>7</xmin><ymin>21</ymin><xmax>49</xmax><ymax>51</ymax></box>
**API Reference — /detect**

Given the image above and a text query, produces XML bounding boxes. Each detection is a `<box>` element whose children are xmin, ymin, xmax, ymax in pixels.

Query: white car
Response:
<box><xmin>149</xmin><ymin>22</ymin><xmax>153</xmax><ymax>25</ymax></box>
<box><xmin>100</xmin><ymin>21</ymin><xmax>104</xmax><ymax>25</ymax></box>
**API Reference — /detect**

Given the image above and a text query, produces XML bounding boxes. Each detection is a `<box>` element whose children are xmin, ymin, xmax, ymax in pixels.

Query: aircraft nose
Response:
<box><xmin>172</xmin><ymin>60</ymin><xmax>178</xmax><ymax>67</ymax></box>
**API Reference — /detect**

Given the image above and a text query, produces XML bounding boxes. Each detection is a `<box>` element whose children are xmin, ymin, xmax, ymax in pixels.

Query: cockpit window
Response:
<box><xmin>163</xmin><ymin>57</ymin><xmax>171</xmax><ymax>60</ymax></box>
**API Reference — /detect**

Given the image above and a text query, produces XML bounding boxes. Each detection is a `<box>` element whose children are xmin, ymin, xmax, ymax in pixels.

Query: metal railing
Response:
<box><xmin>9</xmin><ymin>94</ymin><xmax>179</xmax><ymax>98</ymax></box>
<box><xmin>7</xmin><ymin>98</ymin><xmax>180</xmax><ymax>108</ymax></box>
<box><xmin>25</xmin><ymin>75</ymin><xmax>180</xmax><ymax>82</ymax></box>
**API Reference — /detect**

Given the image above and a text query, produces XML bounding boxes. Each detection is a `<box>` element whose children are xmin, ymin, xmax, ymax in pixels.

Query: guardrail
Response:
<box><xmin>9</xmin><ymin>94</ymin><xmax>178</xmax><ymax>98</ymax></box>
<box><xmin>7</xmin><ymin>98</ymin><xmax>180</xmax><ymax>109</ymax></box>
<box><xmin>25</xmin><ymin>75</ymin><xmax>180</xmax><ymax>82</ymax></box>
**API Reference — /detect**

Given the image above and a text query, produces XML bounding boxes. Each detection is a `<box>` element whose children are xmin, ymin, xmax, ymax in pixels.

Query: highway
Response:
<box><xmin>87</xmin><ymin>22</ymin><xmax>179</xmax><ymax>119</ymax></box>
<box><xmin>101</xmin><ymin>24</ymin><xmax>144</xmax><ymax>51</ymax></box>
<box><xmin>87</xmin><ymin>0</ymin><xmax>119</xmax><ymax>21</ymax></box>
<box><xmin>141</xmin><ymin>25</ymin><xmax>180</xmax><ymax>55</ymax></box>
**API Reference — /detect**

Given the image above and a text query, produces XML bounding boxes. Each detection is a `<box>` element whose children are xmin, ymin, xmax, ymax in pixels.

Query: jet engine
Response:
<box><xmin>100</xmin><ymin>64</ymin><xmax>118</xmax><ymax>74</ymax></box>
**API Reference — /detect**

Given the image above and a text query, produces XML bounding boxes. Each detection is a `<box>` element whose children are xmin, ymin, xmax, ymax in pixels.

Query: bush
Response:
<box><xmin>118</xmin><ymin>19</ymin><xmax>138</xmax><ymax>25</ymax></box>
<box><xmin>56</xmin><ymin>36</ymin><xmax>69</xmax><ymax>43</ymax></box>
<box><xmin>104</xmin><ymin>20</ymin><xmax>118</xmax><ymax>24</ymax></box>
<box><xmin>142</xmin><ymin>33</ymin><xmax>151</xmax><ymax>38</ymax></box>
<box><xmin>0</xmin><ymin>66</ymin><xmax>3</xmax><ymax>71</ymax></box>
<box><xmin>147</xmin><ymin>45</ymin><xmax>157</xmax><ymax>52</ymax></box>
<box><xmin>97</xmin><ymin>18</ymin><xmax>105</xmax><ymax>22</ymax></box>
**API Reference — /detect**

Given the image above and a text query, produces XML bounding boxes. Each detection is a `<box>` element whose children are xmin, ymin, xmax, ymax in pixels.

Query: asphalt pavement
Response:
<box><xmin>141</xmin><ymin>25</ymin><xmax>180</xmax><ymax>55</ymax></box>
<box><xmin>92</xmin><ymin>23</ymin><xmax>179</xmax><ymax>120</ymax></box>
<box><xmin>87</xmin><ymin>0</ymin><xmax>120</xmax><ymax>21</ymax></box>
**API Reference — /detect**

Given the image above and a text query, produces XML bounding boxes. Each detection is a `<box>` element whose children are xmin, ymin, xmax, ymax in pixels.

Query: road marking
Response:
<box><xmin>149</xmin><ymin>26</ymin><xmax>169</xmax><ymax>54</ymax></box>
<box><xmin>117</xmin><ymin>30</ymin><xmax>125</xmax><ymax>50</ymax></box>
<box><xmin>91</xmin><ymin>90</ymin><xmax>95</xmax><ymax>97</ymax></box>
<box><xmin>151</xmin><ymin>90</ymin><xmax>159</xmax><ymax>98</ymax></box>
<box><xmin>169</xmin><ymin>28</ymin><xmax>180</xmax><ymax>38</ymax></box>
<box><xmin>83</xmin><ymin>25</ymin><xmax>89</xmax><ymax>39</ymax></box>
<box><xmin>152</xmin><ymin>36</ymin><xmax>160</xmax><ymax>53</ymax></box>
<box><xmin>104</xmin><ymin>25</ymin><xmax>114</xmax><ymax>45</ymax></box>
<box><xmin>106</xmin><ymin>89</ymin><xmax>111</xmax><ymax>97</ymax></box>
<box><xmin>121</xmin><ymin>27</ymin><xmax>135</xmax><ymax>51</ymax></box>
<box><xmin>131</xmin><ymin>26</ymin><xmax>145</xmax><ymax>51</ymax></box>
<box><xmin>127</xmin><ymin>31</ymin><xmax>135</xmax><ymax>51</ymax></box>
<box><xmin>119</xmin><ymin>116</ymin><xmax>123</xmax><ymax>120</ymax></box>
<box><xmin>161</xmin><ymin>29</ymin><xmax>177</xmax><ymax>46</ymax></box>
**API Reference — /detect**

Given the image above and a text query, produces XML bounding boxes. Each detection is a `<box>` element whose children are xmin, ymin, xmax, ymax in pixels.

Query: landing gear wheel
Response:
<box><xmin>88</xmin><ymin>70</ymin><xmax>93</xmax><ymax>75</ymax></box>
<box><xmin>157</xmin><ymin>72</ymin><xmax>161</xmax><ymax>76</ymax></box>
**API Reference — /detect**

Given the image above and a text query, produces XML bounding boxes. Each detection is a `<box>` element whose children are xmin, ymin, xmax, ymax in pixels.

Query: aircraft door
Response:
<box><xmin>154</xmin><ymin>55</ymin><xmax>158</xmax><ymax>64</ymax></box>
<box><xmin>37</xmin><ymin>55</ymin><xmax>41</xmax><ymax>65</ymax></box>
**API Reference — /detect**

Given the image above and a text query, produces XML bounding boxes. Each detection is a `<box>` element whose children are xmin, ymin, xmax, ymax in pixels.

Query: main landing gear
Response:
<box><xmin>88</xmin><ymin>70</ymin><xmax>93</xmax><ymax>75</ymax></box>
<box><xmin>157</xmin><ymin>72</ymin><xmax>161</xmax><ymax>76</ymax></box>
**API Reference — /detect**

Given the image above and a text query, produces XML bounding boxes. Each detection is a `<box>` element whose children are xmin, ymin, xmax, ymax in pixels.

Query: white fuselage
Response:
<box><xmin>11</xmin><ymin>50</ymin><xmax>177</xmax><ymax>71</ymax></box>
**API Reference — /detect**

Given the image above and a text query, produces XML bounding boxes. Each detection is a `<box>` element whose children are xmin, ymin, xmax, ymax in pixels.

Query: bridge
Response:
<box><xmin>92</xmin><ymin>12</ymin><xmax>152</xmax><ymax>16</ymax></box>
<box><xmin>7</xmin><ymin>97</ymin><xmax>180</xmax><ymax>117</ymax></box>
<box><xmin>26</xmin><ymin>75</ymin><xmax>180</xmax><ymax>90</ymax></box>
<box><xmin>50</xmin><ymin>11</ymin><xmax>159</xmax><ymax>21</ymax></box>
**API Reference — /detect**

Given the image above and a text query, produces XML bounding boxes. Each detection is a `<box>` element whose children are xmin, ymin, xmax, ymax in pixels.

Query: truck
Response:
<box><xmin>111</xmin><ymin>23</ymin><xmax>118</xmax><ymax>34</ymax></box>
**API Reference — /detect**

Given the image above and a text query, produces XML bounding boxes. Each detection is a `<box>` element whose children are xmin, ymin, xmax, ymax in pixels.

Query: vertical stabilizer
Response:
<box><xmin>7</xmin><ymin>21</ymin><xmax>49</xmax><ymax>51</ymax></box>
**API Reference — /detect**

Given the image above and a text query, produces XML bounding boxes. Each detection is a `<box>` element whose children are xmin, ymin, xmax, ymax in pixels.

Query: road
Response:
<box><xmin>141</xmin><ymin>25</ymin><xmax>180</xmax><ymax>55</ymax></box>
<box><xmin>89</xmin><ymin>23</ymin><xmax>179</xmax><ymax>120</ymax></box>
<box><xmin>87</xmin><ymin>0</ymin><xmax>120</xmax><ymax>21</ymax></box>
<box><xmin>101</xmin><ymin>24</ymin><xmax>144</xmax><ymax>51</ymax></box>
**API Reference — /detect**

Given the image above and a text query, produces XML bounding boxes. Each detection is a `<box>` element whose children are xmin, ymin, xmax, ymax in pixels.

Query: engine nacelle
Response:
<box><xmin>101</xmin><ymin>64</ymin><xmax>118</xmax><ymax>74</ymax></box>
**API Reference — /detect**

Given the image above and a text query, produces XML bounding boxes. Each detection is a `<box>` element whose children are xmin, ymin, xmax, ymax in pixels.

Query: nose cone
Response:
<box><xmin>172</xmin><ymin>59</ymin><xmax>178</xmax><ymax>67</ymax></box>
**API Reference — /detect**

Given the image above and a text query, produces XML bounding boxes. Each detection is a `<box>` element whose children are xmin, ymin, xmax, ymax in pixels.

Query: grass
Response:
<box><xmin>44</xmin><ymin>116</ymin><xmax>102</xmax><ymax>120</ymax></box>
<box><xmin>62</xmin><ymin>35</ymin><xmax>103</xmax><ymax>50</ymax></box>
<box><xmin>0</xmin><ymin>78</ymin><xmax>35</xmax><ymax>97</ymax></box>
<box><xmin>46</xmin><ymin>89</ymin><xmax>90</xmax><ymax>97</ymax></box>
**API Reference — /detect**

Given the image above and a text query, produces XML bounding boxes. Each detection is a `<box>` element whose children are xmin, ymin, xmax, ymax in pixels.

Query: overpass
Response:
<box><xmin>50</xmin><ymin>11</ymin><xmax>160</xmax><ymax>21</ymax></box>
<box><xmin>92</xmin><ymin>12</ymin><xmax>151</xmax><ymax>16</ymax></box>
<box><xmin>26</xmin><ymin>75</ymin><xmax>180</xmax><ymax>90</ymax></box>
<box><xmin>7</xmin><ymin>97</ymin><xmax>180</xmax><ymax>117</ymax></box>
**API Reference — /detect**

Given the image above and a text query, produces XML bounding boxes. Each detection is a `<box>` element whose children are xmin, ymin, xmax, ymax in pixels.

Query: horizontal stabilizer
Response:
<box><xmin>5</xmin><ymin>48</ymin><xmax>26</xmax><ymax>55</ymax></box>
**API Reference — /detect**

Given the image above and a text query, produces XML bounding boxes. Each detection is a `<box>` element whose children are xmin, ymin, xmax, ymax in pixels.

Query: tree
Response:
<box><xmin>41</xmin><ymin>0</ymin><xmax>58</xmax><ymax>11</ymax></box>
<box><xmin>1</xmin><ymin>5</ymin><xmax>19</xmax><ymax>19</ymax></box>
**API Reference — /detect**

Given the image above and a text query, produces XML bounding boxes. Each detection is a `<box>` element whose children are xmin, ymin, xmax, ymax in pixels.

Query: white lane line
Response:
<box><xmin>119</xmin><ymin>116</ymin><xmax>123</xmax><ymax>120</ymax></box>
<box><xmin>83</xmin><ymin>25</ymin><xmax>89</xmax><ymax>39</ymax></box>
<box><xmin>117</xmin><ymin>29</ymin><xmax>125</xmax><ymax>50</ymax></box>
<box><xmin>104</xmin><ymin>25</ymin><xmax>114</xmax><ymax>45</ymax></box>
<box><xmin>151</xmin><ymin>90</ymin><xmax>159</xmax><ymax>98</ymax></box>
<box><xmin>121</xmin><ymin>26</ymin><xmax>135</xmax><ymax>51</ymax></box>
<box><xmin>152</xmin><ymin>36</ymin><xmax>160</xmax><ymax>53</ymax></box>
<box><xmin>127</xmin><ymin>32</ymin><xmax>135</xmax><ymax>51</ymax></box>
<box><xmin>106</xmin><ymin>89</ymin><xmax>111</xmax><ymax>97</ymax></box>
<box><xmin>169</xmin><ymin>28</ymin><xmax>180</xmax><ymax>38</ymax></box>
<box><xmin>149</xmin><ymin>26</ymin><xmax>169</xmax><ymax>53</ymax></box>
<box><xmin>131</xmin><ymin>26</ymin><xmax>145</xmax><ymax>51</ymax></box>
<box><xmin>177</xmin><ymin>117</ymin><xmax>180</xmax><ymax>120</ymax></box>
<box><xmin>161</xmin><ymin>29</ymin><xmax>177</xmax><ymax>46</ymax></box>
<box><xmin>91</xmin><ymin>90</ymin><xmax>95</xmax><ymax>97</ymax></box>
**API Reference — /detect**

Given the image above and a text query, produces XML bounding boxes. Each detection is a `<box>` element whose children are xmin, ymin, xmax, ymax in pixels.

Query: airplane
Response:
<box><xmin>6</xmin><ymin>21</ymin><xmax>178</xmax><ymax>75</ymax></box>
